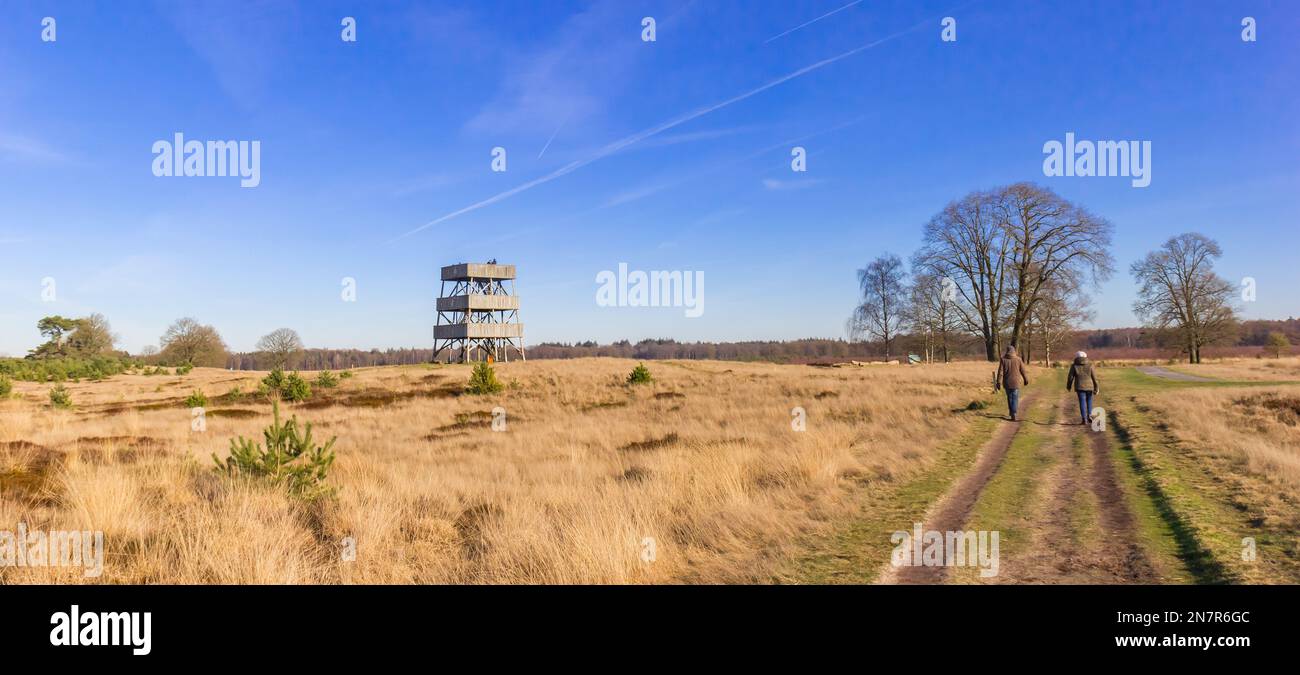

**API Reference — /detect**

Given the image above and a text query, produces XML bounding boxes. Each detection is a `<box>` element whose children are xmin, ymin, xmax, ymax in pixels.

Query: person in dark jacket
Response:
<box><xmin>1066</xmin><ymin>351</ymin><xmax>1100</xmax><ymax>425</ymax></box>
<box><xmin>994</xmin><ymin>345</ymin><xmax>1030</xmax><ymax>421</ymax></box>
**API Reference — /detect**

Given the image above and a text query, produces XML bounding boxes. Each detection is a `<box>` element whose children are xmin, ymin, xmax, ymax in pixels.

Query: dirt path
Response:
<box><xmin>993</xmin><ymin>394</ymin><xmax>1085</xmax><ymax>582</ymax></box>
<box><xmin>1082</xmin><ymin>405</ymin><xmax>1159</xmax><ymax>581</ymax></box>
<box><xmin>882</xmin><ymin>380</ymin><xmax>1165</xmax><ymax>585</ymax></box>
<box><xmin>1135</xmin><ymin>366</ymin><xmax>1215</xmax><ymax>382</ymax></box>
<box><xmin>996</xmin><ymin>390</ymin><xmax>1158</xmax><ymax>583</ymax></box>
<box><xmin>882</xmin><ymin>390</ymin><xmax>1043</xmax><ymax>584</ymax></box>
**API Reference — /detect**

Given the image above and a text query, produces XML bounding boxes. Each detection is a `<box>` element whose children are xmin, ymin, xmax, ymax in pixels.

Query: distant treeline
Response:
<box><xmin>527</xmin><ymin>338</ymin><xmax>885</xmax><ymax>363</ymax></box>
<box><xmin>225</xmin><ymin>348</ymin><xmax>435</xmax><ymax>371</ymax></box>
<box><xmin>223</xmin><ymin>340</ymin><xmax>882</xmax><ymax>369</ymax></box>
<box><xmin>1081</xmin><ymin>318</ymin><xmax>1300</xmax><ymax>350</ymax></box>
<box><xmin>216</xmin><ymin>318</ymin><xmax>1298</xmax><ymax>370</ymax></box>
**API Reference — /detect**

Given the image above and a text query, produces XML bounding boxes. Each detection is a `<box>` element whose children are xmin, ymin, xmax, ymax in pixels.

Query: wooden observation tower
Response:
<box><xmin>434</xmin><ymin>262</ymin><xmax>525</xmax><ymax>363</ymax></box>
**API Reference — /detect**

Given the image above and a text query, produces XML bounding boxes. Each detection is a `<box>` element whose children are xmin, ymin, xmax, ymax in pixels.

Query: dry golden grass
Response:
<box><xmin>1165</xmin><ymin>356</ymin><xmax>1300</xmax><ymax>382</ymax></box>
<box><xmin>1142</xmin><ymin>382</ymin><xmax>1300</xmax><ymax>490</ymax></box>
<box><xmin>1</xmin><ymin>359</ymin><xmax>993</xmax><ymax>584</ymax></box>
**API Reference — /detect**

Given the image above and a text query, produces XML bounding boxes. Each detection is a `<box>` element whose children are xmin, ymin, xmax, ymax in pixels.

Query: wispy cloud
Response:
<box><xmin>155</xmin><ymin>0</ymin><xmax>291</xmax><ymax>111</ymax></box>
<box><xmin>601</xmin><ymin>182</ymin><xmax>674</xmax><ymax>209</ymax></box>
<box><xmin>0</xmin><ymin>133</ymin><xmax>73</xmax><ymax>165</ymax></box>
<box><xmin>762</xmin><ymin>177</ymin><xmax>825</xmax><ymax>191</ymax></box>
<box><xmin>391</xmin><ymin>18</ymin><xmax>930</xmax><ymax>242</ymax></box>
<box><xmin>634</xmin><ymin>125</ymin><xmax>766</xmax><ymax>150</ymax></box>
<box><xmin>694</xmin><ymin>207</ymin><xmax>747</xmax><ymax>226</ymax></box>
<box><xmin>391</xmin><ymin>172</ymin><xmax>462</xmax><ymax>197</ymax></box>
<box><xmin>463</xmin><ymin>2</ymin><xmax>637</xmax><ymax>139</ymax></box>
<box><xmin>74</xmin><ymin>255</ymin><xmax>177</xmax><ymax>296</ymax></box>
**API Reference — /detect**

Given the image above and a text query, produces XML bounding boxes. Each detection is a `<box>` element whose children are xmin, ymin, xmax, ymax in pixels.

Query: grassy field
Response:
<box><xmin>0</xmin><ymin>358</ymin><xmax>995</xmax><ymax>584</ymax></box>
<box><xmin>3</xmin><ymin>356</ymin><xmax>1298</xmax><ymax>584</ymax></box>
<box><xmin>1104</xmin><ymin>363</ymin><xmax>1300</xmax><ymax>583</ymax></box>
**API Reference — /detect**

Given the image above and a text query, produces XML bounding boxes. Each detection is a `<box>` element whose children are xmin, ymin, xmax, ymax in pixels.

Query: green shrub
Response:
<box><xmin>339</xmin><ymin>370</ymin><xmax>354</xmax><ymax>379</ymax></box>
<box><xmin>283</xmin><ymin>372</ymin><xmax>312</xmax><ymax>402</ymax></box>
<box><xmin>0</xmin><ymin>375</ymin><xmax>12</xmax><ymax>397</ymax></box>
<box><xmin>175</xmin><ymin>363</ymin><xmax>194</xmax><ymax>375</ymax></box>
<box><xmin>49</xmin><ymin>384</ymin><xmax>72</xmax><ymax>409</ymax></box>
<box><xmin>185</xmin><ymin>390</ymin><xmax>208</xmax><ymax>409</ymax></box>
<box><xmin>262</xmin><ymin>368</ymin><xmax>286</xmax><ymax>395</ymax></box>
<box><xmin>466</xmin><ymin>362</ymin><xmax>503</xmax><ymax>395</ymax></box>
<box><xmin>0</xmin><ymin>355</ymin><xmax>137</xmax><ymax>383</ymax></box>
<box><xmin>213</xmin><ymin>401</ymin><xmax>337</xmax><ymax>498</ymax></box>
<box><xmin>315</xmin><ymin>370</ymin><xmax>339</xmax><ymax>389</ymax></box>
<box><xmin>627</xmin><ymin>363</ymin><xmax>653</xmax><ymax>385</ymax></box>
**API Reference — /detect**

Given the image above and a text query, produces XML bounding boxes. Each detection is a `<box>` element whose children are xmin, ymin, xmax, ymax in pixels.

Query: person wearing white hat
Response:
<box><xmin>1066</xmin><ymin>351</ymin><xmax>1099</xmax><ymax>425</ymax></box>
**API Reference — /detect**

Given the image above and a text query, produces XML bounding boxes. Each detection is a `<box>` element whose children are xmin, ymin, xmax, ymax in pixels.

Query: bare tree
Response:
<box><xmin>914</xmin><ymin>184</ymin><xmax>1114</xmax><ymax>361</ymax></box>
<box><xmin>1131</xmin><ymin>233</ymin><xmax>1238</xmax><ymax>364</ymax></box>
<box><xmin>1026</xmin><ymin>280</ymin><xmax>1093</xmax><ymax>367</ymax></box>
<box><xmin>998</xmin><ymin>183</ymin><xmax>1114</xmax><ymax>350</ymax></box>
<box><xmin>68</xmin><ymin>313</ymin><xmax>118</xmax><ymax>356</ymax></box>
<box><xmin>914</xmin><ymin>188</ymin><xmax>1013</xmax><ymax>361</ymax></box>
<box><xmin>256</xmin><ymin>328</ymin><xmax>305</xmax><ymax>369</ymax></box>
<box><xmin>159</xmin><ymin>318</ymin><xmax>229</xmax><ymax>367</ymax></box>
<box><xmin>850</xmin><ymin>253</ymin><xmax>909</xmax><ymax>359</ymax></box>
<box><xmin>907</xmin><ymin>272</ymin><xmax>959</xmax><ymax>363</ymax></box>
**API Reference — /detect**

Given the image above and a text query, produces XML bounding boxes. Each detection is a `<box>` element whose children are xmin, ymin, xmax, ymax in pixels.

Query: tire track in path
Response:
<box><xmin>992</xmin><ymin>391</ymin><xmax>1081</xmax><ymax>582</ymax></box>
<box><xmin>1083</xmin><ymin>400</ymin><xmax>1160</xmax><ymax>582</ymax></box>
<box><xmin>884</xmin><ymin>390</ymin><xmax>1043</xmax><ymax>584</ymax></box>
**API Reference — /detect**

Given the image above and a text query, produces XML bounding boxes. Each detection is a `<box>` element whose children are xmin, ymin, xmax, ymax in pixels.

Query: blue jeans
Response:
<box><xmin>1077</xmin><ymin>390</ymin><xmax>1094</xmax><ymax>424</ymax></box>
<box><xmin>1006</xmin><ymin>388</ymin><xmax>1020</xmax><ymax>418</ymax></box>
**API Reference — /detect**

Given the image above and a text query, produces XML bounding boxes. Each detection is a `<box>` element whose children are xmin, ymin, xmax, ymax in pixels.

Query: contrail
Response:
<box><xmin>537</xmin><ymin>113</ymin><xmax>570</xmax><ymax>159</ymax></box>
<box><xmin>764</xmin><ymin>0</ymin><xmax>864</xmax><ymax>44</ymax></box>
<box><xmin>389</xmin><ymin>17</ymin><xmax>932</xmax><ymax>243</ymax></box>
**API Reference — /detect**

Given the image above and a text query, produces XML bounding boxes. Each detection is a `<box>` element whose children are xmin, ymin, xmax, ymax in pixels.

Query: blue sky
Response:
<box><xmin>1</xmin><ymin>0</ymin><xmax>1297</xmax><ymax>355</ymax></box>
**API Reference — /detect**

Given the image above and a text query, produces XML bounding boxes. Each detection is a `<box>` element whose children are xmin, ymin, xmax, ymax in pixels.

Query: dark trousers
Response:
<box><xmin>1006</xmin><ymin>388</ymin><xmax>1020</xmax><ymax>418</ymax></box>
<box><xmin>1077</xmin><ymin>390</ymin><xmax>1094</xmax><ymax>424</ymax></box>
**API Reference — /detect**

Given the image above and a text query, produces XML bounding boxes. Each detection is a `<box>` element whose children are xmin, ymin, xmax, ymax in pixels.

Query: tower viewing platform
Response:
<box><xmin>434</xmin><ymin>262</ymin><xmax>525</xmax><ymax>363</ymax></box>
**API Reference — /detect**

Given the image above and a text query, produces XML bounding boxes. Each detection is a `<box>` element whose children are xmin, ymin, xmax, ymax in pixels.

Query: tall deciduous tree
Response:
<box><xmin>914</xmin><ymin>183</ymin><xmax>1112</xmax><ymax>361</ymax></box>
<box><xmin>1266</xmin><ymin>331</ymin><xmax>1290</xmax><ymax>358</ymax></box>
<box><xmin>68</xmin><ymin>313</ymin><xmax>117</xmax><ymax>356</ymax></box>
<box><xmin>906</xmin><ymin>272</ymin><xmax>960</xmax><ymax>363</ymax></box>
<box><xmin>850</xmin><ymin>253</ymin><xmax>909</xmax><ymax>360</ymax></box>
<box><xmin>256</xmin><ymin>328</ymin><xmax>304</xmax><ymax>369</ymax></box>
<box><xmin>1025</xmin><ymin>281</ymin><xmax>1092</xmax><ymax>367</ymax></box>
<box><xmin>159</xmin><ymin>318</ymin><xmax>229</xmax><ymax>367</ymax></box>
<box><xmin>1131</xmin><ymin>233</ymin><xmax>1238</xmax><ymax>364</ymax></box>
<box><xmin>914</xmin><ymin>188</ymin><xmax>1012</xmax><ymax>361</ymax></box>
<box><xmin>998</xmin><ymin>183</ymin><xmax>1114</xmax><ymax>350</ymax></box>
